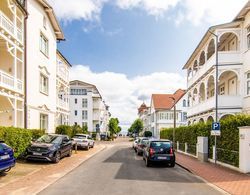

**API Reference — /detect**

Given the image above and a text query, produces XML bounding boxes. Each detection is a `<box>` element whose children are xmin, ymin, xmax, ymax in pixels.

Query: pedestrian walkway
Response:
<box><xmin>176</xmin><ymin>152</ymin><xmax>250</xmax><ymax>195</ymax></box>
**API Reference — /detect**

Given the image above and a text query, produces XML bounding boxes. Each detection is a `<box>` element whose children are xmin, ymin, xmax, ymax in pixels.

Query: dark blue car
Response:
<box><xmin>0</xmin><ymin>141</ymin><xmax>15</xmax><ymax>173</ymax></box>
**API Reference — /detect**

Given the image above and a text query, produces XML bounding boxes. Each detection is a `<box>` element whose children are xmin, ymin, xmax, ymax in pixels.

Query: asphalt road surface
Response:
<box><xmin>39</xmin><ymin>140</ymin><xmax>222</xmax><ymax>195</ymax></box>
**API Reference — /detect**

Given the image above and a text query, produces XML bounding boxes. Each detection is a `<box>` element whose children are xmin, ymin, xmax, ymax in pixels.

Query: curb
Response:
<box><xmin>176</xmin><ymin>161</ymin><xmax>231</xmax><ymax>195</ymax></box>
<box><xmin>34</xmin><ymin>145</ymin><xmax>107</xmax><ymax>195</ymax></box>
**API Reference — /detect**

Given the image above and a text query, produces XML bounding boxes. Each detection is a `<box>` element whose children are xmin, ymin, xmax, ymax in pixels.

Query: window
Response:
<box><xmin>183</xmin><ymin>99</ymin><xmax>186</xmax><ymax>107</ymax></box>
<box><xmin>70</xmin><ymin>89</ymin><xmax>87</xmax><ymax>95</ymax></box>
<box><xmin>75</xmin><ymin>110</ymin><xmax>77</xmax><ymax>116</ymax></box>
<box><xmin>247</xmin><ymin>73</ymin><xmax>250</xmax><ymax>95</ymax></box>
<box><xmin>40</xmin><ymin>114</ymin><xmax>48</xmax><ymax>130</ymax></box>
<box><xmin>82</xmin><ymin>110</ymin><xmax>88</xmax><ymax>120</ymax></box>
<box><xmin>82</xmin><ymin>98</ymin><xmax>88</xmax><ymax>108</ymax></box>
<box><xmin>43</xmin><ymin>16</ymin><xmax>47</xmax><ymax>29</ymax></box>
<box><xmin>219</xmin><ymin>84</ymin><xmax>225</xmax><ymax>95</ymax></box>
<box><xmin>40</xmin><ymin>33</ymin><xmax>48</xmax><ymax>56</ymax></box>
<box><xmin>40</xmin><ymin>74</ymin><xmax>48</xmax><ymax>94</ymax></box>
<box><xmin>82</xmin><ymin>122</ymin><xmax>88</xmax><ymax>127</ymax></box>
<box><xmin>75</xmin><ymin>98</ymin><xmax>77</xmax><ymax>104</ymax></box>
<box><xmin>247</xmin><ymin>26</ymin><xmax>250</xmax><ymax>49</ymax></box>
<box><xmin>183</xmin><ymin>112</ymin><xmax>187</xmax><ymax>121</ymax></box>
<box><xmin>74</xmin><ymin>122</ymin><xmax>77</xmax><ymax>126</ymax></box>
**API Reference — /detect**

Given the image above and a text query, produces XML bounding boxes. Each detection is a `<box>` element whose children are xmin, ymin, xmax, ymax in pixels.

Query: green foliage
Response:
<box><xmin>82</xmin><ymin>125</ymin><xmax>89</xmax><ymax>134</ymax></box>
<box><xmin>160</xmin><ymin>115</ymin><xmax>250</xmax><ymax>167</ymax></box>
<box><xmin>129</xmin><ymin>119</ymin><xmax>143</xmax><ymax>134</ymax></box>
<box><xmin>108</xmin><ymin>118</ymin><xmax>120</xmax><ymax>137</ymax></box>
<box><xmin>0</xmin><ymin>127</ymin><xmax>45</xmax><ymax>158</ymax></box>
<box><xmin>144</xmin><ymin>131</ymin><xmax>152</xmax><ymax>137</ymax></box>
<box><xmin>56</xmin><ymin>125</ymin><xmax>73</xmax><ymax>137</ymax></box>
<box><xmin>72</xmin><ymin>125</ymin><xmax>83</xmax><ymax>136</ymax></box>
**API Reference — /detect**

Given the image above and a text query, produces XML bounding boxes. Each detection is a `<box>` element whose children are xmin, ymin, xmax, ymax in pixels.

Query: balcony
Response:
<box><xmin>0</xmin><ymin>11</ymin><xmax>23</xmax><ymax>43</ymax></box>
<box><xmin>57</xmin><ymin>99</ymin><xmax>69</xmax><ymax>110</ymax></box>
<box><xmin>187</xmin><ymin>95</ymin><xmax>242</xmax><ymax>117</ymax></box>
<box><xmin>93</xmin><ymin>101</ymin><xmax>101</xmax><ymax>109</ymax></box>
<box><xmin>188</xmin><ymin>51</ymin><xmax>242</xmax><ymax>88</ymax></box>
<box><xmin>93</xmin><ymin>112</ymin><xmax>100</xmax><ymax>121</ymax></box>
<box><xmin>0</xmin><ymin>70</ymin><xmax>23</xmax><ymax>93</ymax></box>
<box><xmin>57</xmin><ymin>65</ymin><xmax>69</xmax><ymax>83</ymax></box>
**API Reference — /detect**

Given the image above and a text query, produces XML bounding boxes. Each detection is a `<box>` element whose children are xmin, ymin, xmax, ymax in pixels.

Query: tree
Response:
<box><xmin>82</xmin><ymin>125</ymin><xmax>88</xmax><ymax>134</ymax></box>
<box><xmin>144</xmin><ymin>131</ymin><xmax>152</xmax><ymax>137</ymax></box>
<box><xmin>108</xmin><ymin>118</ymin><xmax>120</xmax><ymax>140</ymax></box>
<box><xmin>129</xmin><ymin>119</ymin><xmax>143</xmax><ymax>134</ymax></box>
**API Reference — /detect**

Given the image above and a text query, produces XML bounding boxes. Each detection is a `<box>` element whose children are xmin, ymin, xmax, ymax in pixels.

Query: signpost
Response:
<box><xmin>211</xmin><ymin>122</ymin><xmax>220</xmax><ymax>164</ymax></box>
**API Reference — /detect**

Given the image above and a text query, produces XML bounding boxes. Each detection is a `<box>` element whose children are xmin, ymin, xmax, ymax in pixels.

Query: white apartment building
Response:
<box><xmin>69</xmin><ymin>80</ymin><xmax>110</xmax><ymax>133</ymax></box>
<box><xmin>25</xmin><ymin>0</ymin><xmax>64</xmax><ymax>132</ymax></box>
<box><xmin>0</xmin><ymin>0</ymin><xmax>26</xmax><ymax>127</ymax></box>
<box><xmin>138</xmin><ymin>103</ymin><xmax>150</xmax><ymax>133</ymax></box>
<box><xmin>56</xmin><ymin>50</ymin><xmax>71</xmax><ymax>126</ymax></box>
<box><xmin>183</xmin><ymin>2</ymin><xmax>250</xmax><ymax>124</ymax></box>
<box><xmin>150</xmin><ymin>89</ymin><xmax>187</xmax><ymax>139</ymax></box>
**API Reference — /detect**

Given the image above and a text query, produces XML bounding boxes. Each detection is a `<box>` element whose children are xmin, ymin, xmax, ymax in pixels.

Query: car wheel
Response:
<box><xmin>170</xmin><ymin>162</ymin><xmax>175</xmax><ymax>167</ymax></box>
<box><xmin>145</xmin><ymin>158</ymin><xmax>151</xmax><ymax>167</ymax></box>
<box><xmin>53</xmin><ymin>152</ymin><xmax>61</xmax><ymax>163</ymax></box>
<box><xmin>92</xmin><ymin>143</ymin><xmax>94</xmax><ymax>148</ymax></box>
<box><xmin>67</xmin><ymin>148</ymin><xmax>72</xmax><ymax>157</ymax></box>
<box><xmin>86</xmin><ymin>145</ymin><xmax>90</xmax><ymax>151</ymax></box>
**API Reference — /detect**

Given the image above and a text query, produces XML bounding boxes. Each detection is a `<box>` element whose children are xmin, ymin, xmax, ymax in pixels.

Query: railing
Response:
<box><xmin>188</xmin><ymin>51</ymin><xmax>242</xmax><ymax>88</ymax></box>
<box><xmin>57</xmin><ymin>98</ymin><xmax>69</xmax><ymax>110</ymax></box>
<box><xmin>0</xmin><ymin>70</ymin><xmax>23</xmax><ymax>93</ymax></box>
<box><xmin>0</xmin><ymin>11</ymin><xmax>23</xmax><ymax>43</ymax></box>
<box><xmin>188</xmin><ymin>95</ymin><xmax>242</xmax><ymax>117</ymax></box>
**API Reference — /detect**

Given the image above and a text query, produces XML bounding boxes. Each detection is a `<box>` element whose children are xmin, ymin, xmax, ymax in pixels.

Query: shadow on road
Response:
<box><xmin>103</xmin><ymin>147</ymin><xmax>203</xmax><ymax>183</ymax></box>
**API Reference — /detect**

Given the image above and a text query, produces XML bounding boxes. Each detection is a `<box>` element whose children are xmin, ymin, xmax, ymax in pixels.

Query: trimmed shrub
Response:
<box><xmin>144</xmin><ymin>131</ymin><xmax>152</xmax><ymax>137</ymax></box>
<box><xmin>72</xmin><ymin>125</ymin><xmax>83</xmax><ymax>136</ymax></box>
<box><xmin>0</xmin><ymin>127</ymin><xmax>45</xmax><ymax>158</ymax></box>
<box><xmin>56</xmin><ymin>125</ymin><xmax>72</xmax><ymax>137</ymax></box>
<box><xmin>160</xmin><ymin>115</ymin><xmax>250</xmax><ymax>167</ymax></box>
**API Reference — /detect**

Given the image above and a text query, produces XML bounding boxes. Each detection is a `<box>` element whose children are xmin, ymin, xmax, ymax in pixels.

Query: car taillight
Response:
<box><xmin>170</xmin><ymin>148</ymin><xmax>173</xmax><ymax>154</ymax></box>
<box><xmin>149</xmin><ymin>148</ymin><xmax>155</xmax><ymax>156</ymax></box>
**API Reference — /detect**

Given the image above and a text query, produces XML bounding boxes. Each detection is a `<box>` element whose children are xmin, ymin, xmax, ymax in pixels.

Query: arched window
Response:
<box><xmin>183</xmin><ymin>99</ymin><xmax>186</xmax><ymax>107</ymax></box>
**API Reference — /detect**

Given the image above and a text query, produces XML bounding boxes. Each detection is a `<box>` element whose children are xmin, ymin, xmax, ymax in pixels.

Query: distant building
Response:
<box><xmin>69</xmin><ymin>80</ymin><xmax>110</xmax><ymax>133</ymax></box>
<box><xmin>138</xmin><ymin>103</ymin><xmax>150</xmax><ymax>133</ymax></box>
<box><xmin>150</xmin><ymin>89</ymin><xmax>187</xmax><ymax>139</ymax></box>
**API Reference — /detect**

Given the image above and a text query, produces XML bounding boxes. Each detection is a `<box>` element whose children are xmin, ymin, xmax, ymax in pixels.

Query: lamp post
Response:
<box><xmin>208</xmin><ymin>30</ymin><xmax>219</xmax><ymax>164</ymax></box>
<box><xmin>170</xmin><ymin>97</ymin><xmax>176</xmax><ymax>148</ymax></box>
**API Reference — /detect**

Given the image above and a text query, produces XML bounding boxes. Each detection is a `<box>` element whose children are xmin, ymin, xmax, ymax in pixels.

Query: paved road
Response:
<box><xmin>39</xmin><ymin>140</ymin><xmax>222</xmax><ymax>195</ymax></box>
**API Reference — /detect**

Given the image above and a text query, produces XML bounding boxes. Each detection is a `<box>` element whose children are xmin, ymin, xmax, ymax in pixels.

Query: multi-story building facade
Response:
<box><xmin>69</xmin><ymin>80</ymin><xmax>109</xmax><ymax>133</ymax></box>
<box><xmin>56</xmin><ymin>50</ymin><xmax>71</xmax><ymax>126</ymax></box>
<box><xmin>138</xmin><ymin>103</ymin><xmax>150</xmax><ymax>133</ymax></box>
<box><xmin>150</xmin><ymin>89</ymin><xmax>187</xmax><ymax>138</ymax></box>
<box><xmin>25</xmin><ymin>0</ymin><xmax>64</xmax><ymax>132</ymax></box>
<box><xmin>183</xmin><ymin>2</ymin><xmax>250</xmax><ymax>124</ymax></box>
<box><xmin>0</xmin><ymin>0</ymin><xmax>26</xmax><ymax>127</ymax></box>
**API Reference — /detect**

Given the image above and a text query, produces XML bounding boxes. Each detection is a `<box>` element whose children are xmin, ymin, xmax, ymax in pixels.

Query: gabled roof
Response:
<box><xmin>37</xmin><ymin>0</ymin><xmax>64</xmax><ymax>40</ymax></box>
<box><xmin>151</xmin><ymin>89</ymin><xmax>186</xmax><ymax>110</ymax></box>
<box><xmin>138</xmin><ymin>102</ymin><xmax>149</xmax><ymax>114</ymax></box>
<box><xmin>233</xmin><ymin>1</ymin><xmax>250</xmax><ymax>21</ymax></box>
<box><xmin>57</xmin><ymin>50</ymin><xmax>72</xmax><ymax>67</ymax></box>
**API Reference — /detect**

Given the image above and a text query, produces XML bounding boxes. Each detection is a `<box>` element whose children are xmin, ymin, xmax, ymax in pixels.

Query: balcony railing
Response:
<box><xmin>188</xmin><ymin>51</ymin><xmax>242</xmax><ymax>88</ymax></box>
<box><xmin>57</xmin><ymin>99</ymin><xmax>69</xmax><ymax>110</ymax></box>
<box><xmin>0</xmin><ymin>70</ymin><xmax>23</xmax><ymax>93</ymax></box>
<box><xmin>0</xmin><ymin>11</ymin><xmax>23</xmax><ymax>43</ymax></box>
<box><xmin>187</xmin><ymin>95</ymin><xmax>242</xmax><ymax>117</ymax></box>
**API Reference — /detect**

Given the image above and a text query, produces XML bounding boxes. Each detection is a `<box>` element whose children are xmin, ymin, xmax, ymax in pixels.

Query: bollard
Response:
<box><xmin>75</xmin><ymin>142</ymin><xmax>77</xmax><ymax>154</ymax></box>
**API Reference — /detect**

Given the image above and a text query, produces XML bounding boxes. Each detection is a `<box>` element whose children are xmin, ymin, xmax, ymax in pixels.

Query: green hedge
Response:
<box><xmin>160</xmin><ymin>115</ymin><xmax>250</xmax><ymax>167</ymax></box>
<box><xmin>56</xmin><ymin>125</ymin><xmax>89</xmax><ymax>138</ymax></box>
<box><xmin>0</xmin><ymin>127</ymin><xmax>45</xmax><ymax>158</ymax></box>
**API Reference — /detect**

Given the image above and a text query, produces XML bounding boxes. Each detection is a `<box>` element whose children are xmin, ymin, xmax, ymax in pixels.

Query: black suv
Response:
<box><xmin>26</xmin><ymin>134</ymin><xmax>72</xmax><ymax>163</ymax></box>
<box><xmin>143</xmin><ymin>140</ymin><xmax>175</xmax><ymax>167</ymax></box>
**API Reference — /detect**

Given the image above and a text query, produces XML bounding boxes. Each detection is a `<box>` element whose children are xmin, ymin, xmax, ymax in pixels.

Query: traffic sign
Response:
<box><xmin>211</xmin><ymin>122</ymin><xmax>221</xmax><ymax>136</ymax></box>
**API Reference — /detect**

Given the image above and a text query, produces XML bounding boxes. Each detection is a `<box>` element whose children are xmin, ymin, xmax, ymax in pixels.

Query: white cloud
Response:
<box><xmin>70</xmin><ymin>65</ymin><xmax>186</xmax><ymax>129</ymax></box>
<box><xmin>48</xmin><ymin>0</ymin><xmax>248</xmax><ymax>26</ymax></box>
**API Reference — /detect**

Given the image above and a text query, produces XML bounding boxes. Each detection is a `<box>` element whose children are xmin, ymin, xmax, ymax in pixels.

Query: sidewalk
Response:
<box><xmin>176</xmin><ymin>152</ymin><xmax>250</xmax><ymax>195</ymax></box>
<box><xmin>0</xmin><ymin>144</ymin><xmax>107</xmax><ymax>195</ymax></box>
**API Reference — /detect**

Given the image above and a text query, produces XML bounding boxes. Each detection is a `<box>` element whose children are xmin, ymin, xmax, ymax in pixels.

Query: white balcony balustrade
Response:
<box><xmin>0</xmin><ymin>11</ymin><xmax>23</xmax><ymax>43</ymax></box>
<box><xmin>0</xmin><ymin>70</ymin><xmax>23</xmax><ymax>93</ymax></box>
<box><xmin>188</xmin><ymin>51</ymin><xmax>242</xmax><ymax>88</ymax></box>
<box><xmin>187</xmin><ymin>95</ymin><xmax>242</xmax><ymax>117</ymax></box>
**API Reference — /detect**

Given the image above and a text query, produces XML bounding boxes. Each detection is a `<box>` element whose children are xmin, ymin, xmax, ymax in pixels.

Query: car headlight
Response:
<box><xmin>49</xmin><ymin>146</ymin><xmax>56</xmax><ymax>151</ymax></box>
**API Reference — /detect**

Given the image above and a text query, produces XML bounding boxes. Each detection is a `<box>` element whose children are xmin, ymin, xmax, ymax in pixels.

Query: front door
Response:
<box><xmin>228</xmin><ymin>77</ymin><xmax>237</xmax><ymax>95</ymax></box>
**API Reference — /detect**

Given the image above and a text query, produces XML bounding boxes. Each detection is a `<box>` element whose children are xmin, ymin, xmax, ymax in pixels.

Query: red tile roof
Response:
<box><xmin>152</xmin><ymin>89</ymin><xmax>186</xmax><ymax>110</ymax></box>
<box><xmin>138</xmin><ymin>103</ymin><xmax>149</xmax><ymax>114</ymax></box>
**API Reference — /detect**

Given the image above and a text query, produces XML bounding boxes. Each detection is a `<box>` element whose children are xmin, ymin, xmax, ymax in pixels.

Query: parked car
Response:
<box><xmin>143</xmin><ymin>139</ymin><xmax>175</xmax><ymax>167</ymax></box>
<box><xmin>0</xmin><ymin>141</ymin><xmax>15</xmax><ymax>173</ymax></box>
<box><xmin>132</xmin><ymin>138</ymin><xmax>139</xmax><ymax>150</ymax></box>
<box><xmin>26</xmin><ymin>134</ymin><xmax>72</xmax><ymax>163</ymax></box>
<box><xmin>71</xmin><ymin>134</ymin><xmax>94</xmax><ymax>150</ymax></box>
<box><xmin>135</xmin><ymin>137</ymin><xmax>149</xmax><ymax>155</ymax></box>
<box><xmin>100</xmin><ymin>134</ymin><xmax>107</xmax><ymax>141</ymax></box>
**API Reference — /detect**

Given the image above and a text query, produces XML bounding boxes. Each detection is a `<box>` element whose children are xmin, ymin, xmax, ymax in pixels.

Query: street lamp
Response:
<box><xmin>208</xmin><ymin>30</ymin><xmax>219</xmax><ymax>164</ymax></box>
<box><xmin>170</xmin><ymin>97</ymin><xmax>176</xmax><ymax>148</ymax></box>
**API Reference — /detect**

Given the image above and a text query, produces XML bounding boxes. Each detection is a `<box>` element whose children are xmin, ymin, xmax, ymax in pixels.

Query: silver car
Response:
<box><xmin>71</xmin><ymin>134</ymin><xmax>95</xmax><ymax>150</ymax></box>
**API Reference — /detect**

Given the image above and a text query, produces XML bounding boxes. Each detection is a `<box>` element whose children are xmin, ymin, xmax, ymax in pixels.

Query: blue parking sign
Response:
<box><xmin>211</xmin><ymin>122</ymin><xmax>221</xmax><ymax>136</ymax></box>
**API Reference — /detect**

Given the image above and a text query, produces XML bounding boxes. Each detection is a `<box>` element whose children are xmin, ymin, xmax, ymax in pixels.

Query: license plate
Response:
<box><xmin>33</xmin><ymin>152</ymin><xmax>42</xmax><ymax>156</ymax></box>
<box><xmin>0</xmin><ymin>154</ymin><xmax>10</xmax><ymax>160</ymax></box>
<box><xmin>158</xmin><ymin>156</ymin><xmax>167</xmax><ymax>160</ymax></box>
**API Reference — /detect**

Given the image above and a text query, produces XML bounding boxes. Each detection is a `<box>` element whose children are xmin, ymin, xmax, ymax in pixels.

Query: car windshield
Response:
<box><xmin>36</xmin><ymin>135</ymin><xmax>62</xmax><ymax>144</ymax></box>
<box><xmin>141</xmin><ymin>139</ymin><xmax>148</xmax><ymax>144</ymax></box>
<box><xmin>73</xmin><ymin>135</ymin><xmax>87</xmax><ymax>139</ymax></box>
<box><xmin>151</xmin><ymin>142</ymin><xmax>171</xmax><ymax>149</ymax></box>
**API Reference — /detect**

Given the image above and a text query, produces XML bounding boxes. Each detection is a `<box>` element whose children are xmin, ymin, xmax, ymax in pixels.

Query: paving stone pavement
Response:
<box><xmin>176</xmin><ymin>152</ymin><xmax>250</xmax><ymax>195</ymax></box>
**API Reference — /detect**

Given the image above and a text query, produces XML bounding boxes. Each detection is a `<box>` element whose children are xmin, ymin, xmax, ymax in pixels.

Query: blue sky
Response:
<box><xmin>49</xmin><ymin>0</ymin><xmax>248</xmax><ymax>128</ymax></box>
